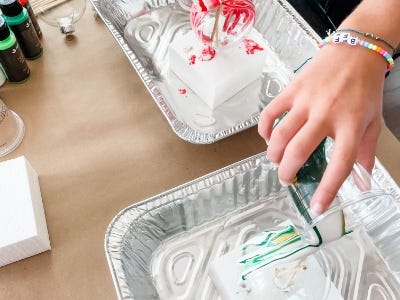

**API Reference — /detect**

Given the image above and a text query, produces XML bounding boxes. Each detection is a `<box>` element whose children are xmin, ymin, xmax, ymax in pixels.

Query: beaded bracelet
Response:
<box><xmin>335</xmin><ymin>28</ymin><xmax>397</xmax><ymax>55</ymax></box>
<box><xmin>318</xmin><ymin>32</ymin><xmax>395</xmax><ymax>71</ymax></box>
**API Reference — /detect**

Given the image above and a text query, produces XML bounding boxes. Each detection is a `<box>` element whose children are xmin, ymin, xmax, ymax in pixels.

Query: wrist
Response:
<box><xmin>335</xmin><ymin>28</ymin><xmax>396</xmax><ymax>55</ymax></box>
<box><xmin>318</xmin><ymin>32</ymin><xmax>394</xmax><ymax>72</ymax></box>
<box><xmin>316</xmin><ymin>44</ymin><xmax>388</xmax><ymax>78</ymax></box>
<box><xmin>339</xmin><ymin>1</ymin><xmax>400</xmax><ymax>53</ymax></box>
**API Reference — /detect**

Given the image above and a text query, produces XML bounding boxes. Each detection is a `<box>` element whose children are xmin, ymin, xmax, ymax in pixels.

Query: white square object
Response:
<box><xmin>169</xmin><ymin>28</ymin><xmax>267</xmax><ymax>109</ymax></box>
<box><xmin>208</xmin><ymin>221</ymin><xmax>343</xmax><ymax>299</ymax></box>
<box><xmin>0</xmin><ymin>156</ymin><xmax>51</xmax><ymax>267</ymax></box>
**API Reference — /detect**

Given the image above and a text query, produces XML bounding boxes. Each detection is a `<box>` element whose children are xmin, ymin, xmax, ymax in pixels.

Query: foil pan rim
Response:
<box><xmin>104</xmin><ymin>153</ymin><xmax>400</xmax><ymax>300</ymax></box>
<box><xmin>90</xmin><ymin>0</ymin><xmax>320</xmax><ymax>144</ymax></box>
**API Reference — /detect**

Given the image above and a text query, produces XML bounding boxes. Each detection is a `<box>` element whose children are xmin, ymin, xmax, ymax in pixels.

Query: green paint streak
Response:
<box><xmin>240</xmin><ymin>243</ymin><xmax>317</xmax><ymax>280</ymax></box>
<box><xmin>242</xmin><ymin>225</ymin><xmax>299</xmax><ymax>250</ymax></box>
<box><xmin>240</xmin><ymin>225</ymin><xmax>301</xmax><ymax>264</ymax></box>
<box><xmin>239</xmin><ymin>114</ymin><xmax>349</xmax><ymax>280</ymax></box>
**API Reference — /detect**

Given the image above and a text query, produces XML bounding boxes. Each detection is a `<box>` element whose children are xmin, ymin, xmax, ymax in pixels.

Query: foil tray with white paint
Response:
<box><xmin>91</xmin><ymin>0</ymin><xmax>318</xmax><ymax>143</ymax></box>
<box><xmin>104</xmin><ymin>153</ymin><xmax>400</xmax><ymax>299</ymax></box>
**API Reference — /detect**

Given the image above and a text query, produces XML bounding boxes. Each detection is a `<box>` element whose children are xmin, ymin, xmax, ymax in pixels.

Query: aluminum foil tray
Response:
<box><xmin>105</xmin><ymin>154</ymin><xmax>400</xmax><ymax>300</ymax></box>
<box><xmin>90</xmin><ymin>0</ymin><xmax>319</xmax><ymax>143</ymax></box>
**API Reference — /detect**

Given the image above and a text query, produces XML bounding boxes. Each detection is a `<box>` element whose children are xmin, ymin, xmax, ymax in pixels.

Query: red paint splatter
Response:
<box><xmin>178</xmin><ymin>88</ymin><xmax>187</xmax><ymax>94</ymax></box>
<box><xmin>243</xmin><ymin>38</ymin><xmax>264</xmax><ymax>54</ymax></box>
<box><xmin>220</xmin><ymin>38</ymin><xmax>229</xmax><ymax>46</ymax></box>
<box><xmin>199</xmin><ymin>45</ymin><xmax>216</xmax><ymax>61</ymax></box>
<box><xmin>188</xmin><ymin>54</ymin><xmax>196</xmax><ymax>65</ymax></box>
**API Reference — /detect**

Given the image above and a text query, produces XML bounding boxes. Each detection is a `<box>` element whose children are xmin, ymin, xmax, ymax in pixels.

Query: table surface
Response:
<box><xmin>0</xmin><ymin>5</ymin><xmax>399</xmax><ymax>300</ymax></box>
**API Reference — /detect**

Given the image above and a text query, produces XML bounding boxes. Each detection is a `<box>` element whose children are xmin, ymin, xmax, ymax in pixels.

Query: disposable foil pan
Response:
<box><xmin>90</xmin><ymin>0</ymin><xmax>319</xmax><ymax>143</ymax></box>
<box><xmin>105</xmin><ymin>154</ymin><xmax>400</xmax><ymax>299</ymax></box>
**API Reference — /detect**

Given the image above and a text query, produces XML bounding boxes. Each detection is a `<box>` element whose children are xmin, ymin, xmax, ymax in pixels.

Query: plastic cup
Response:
<box><xmin>298</xmin><ymin>161</ymin><xmax>400</xmax><ymax>277</ymax></box>
<box><xmin>0</xmin><ymin>99</ymin><xmax>25</xmax><ymax>157</ymax></box>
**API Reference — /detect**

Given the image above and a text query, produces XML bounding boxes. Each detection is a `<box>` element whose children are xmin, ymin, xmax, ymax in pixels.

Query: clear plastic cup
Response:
<box><xmin>300</xmin><ymin>161</ymin><xmax>400</xmax><ymax>279</ymax></box>
<box><xmin>0</xmin><ymin>99</ymin><xmax>25</xmax><ymax>157</ymax></box>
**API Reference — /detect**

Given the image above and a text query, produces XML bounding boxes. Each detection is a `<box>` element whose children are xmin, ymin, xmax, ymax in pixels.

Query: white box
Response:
<box><xmin>0</xmin><ymin>156</ymin><xmax>51</xmax><ymax>267</ymax></box>
<box><xmin>169</xmin><ymin>29</ymin><xmax>267</xmax><ymax>109</ymax></box>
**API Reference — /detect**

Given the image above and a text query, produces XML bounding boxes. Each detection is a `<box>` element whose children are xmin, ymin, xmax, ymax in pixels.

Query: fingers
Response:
<box><xmin>356</xmin><ymin>119</ymin><xmax>382</xmax><ymax>173</ymax></box>
<box><xmin>310</xmin><ymin>135</ymin><xmax>358</xmax><ymax>215</ymax></box>
<box><xmin>277</xmin><ymin>121</ymin><xmax>326</xmax><ymax>185</ymax></box>
<box><xmin>258</xmin><ymin>89</ymin><xmax>293</xmax><ymax>143</ymax></box>
<box><xmin>351</xmin><ymin>119</ymin><xmax>381</xmax><ymax>191</ymax></box>
<box><xmin>266</xmin><ymin>110</ymin><xmax>307</xmax><ymax>166</ymax></box>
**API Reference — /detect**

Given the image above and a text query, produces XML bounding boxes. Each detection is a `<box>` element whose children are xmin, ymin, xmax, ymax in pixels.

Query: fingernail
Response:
<box><xmin>310</xmin><ymin>203</ymin><xmax>324</xmax><ymax>216</ymax></box>
<box><xmin>279</xmin><ymin>178</ymin><xmax>290</xmax><ymax>187</ymax></box>
<box><xmin>267</xmin><ymin>156</ymin><xmax>278</xmax><ymax>168</ymax></box>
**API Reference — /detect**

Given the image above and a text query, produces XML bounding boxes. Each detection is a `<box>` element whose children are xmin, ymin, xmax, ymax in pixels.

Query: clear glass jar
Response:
<box><xmin>35</xmin><ymin>0</ymin><xmax>86</xmax><ymax>38</ymax></box>
<box><xmin>0</xmin><ymin>99</ymin><xmax>25</xmax><ymax>157</ymax></box>
<box><xmin>190</xmin><ymin>0</ymin><xmax>255</xmax><ymax>47</ymax></box>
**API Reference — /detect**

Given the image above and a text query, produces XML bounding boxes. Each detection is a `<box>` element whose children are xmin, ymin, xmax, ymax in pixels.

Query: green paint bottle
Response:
<box><xmin>274</xmin><ymin>113</ymin><xmax>346</xmax><ymax>244</ymax></box>
<box><xmin>0</xmin><ymin>0</ymin><xmax>42</xmax><ymax>59</ymax></box>
<box><xmin>288</xmin><ymin>139</ymin><xmax>327</xmax><ymax>223</ymax></box>
<box><xmin>0</xmin><ymin>15</ymin><xmax>30</xmax><ymax>82</ymax></box>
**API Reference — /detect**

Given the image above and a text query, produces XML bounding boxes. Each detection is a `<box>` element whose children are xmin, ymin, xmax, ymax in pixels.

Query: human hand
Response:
<box><xmin>258</xmin><ymin>44</ymin><xmax>387</xmax><ymax>215</ymax></box>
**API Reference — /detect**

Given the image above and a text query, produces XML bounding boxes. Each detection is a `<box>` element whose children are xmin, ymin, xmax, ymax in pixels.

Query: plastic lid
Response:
<box><xmin>0</xmin><ymin>0</ymin><xmax>23</xmax><ymax>17</ymax></box>
<box><xmin>0</xmin><ymin>16</ymin><xmax>11</xmax><ymax>41</ymax></box>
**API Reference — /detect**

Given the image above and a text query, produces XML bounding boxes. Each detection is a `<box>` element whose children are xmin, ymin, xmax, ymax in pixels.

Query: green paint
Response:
<box><xmin>238</xmin><ymin>113</ymin><xmax>349</xmax><ymax>280</ymax></box>
<box><xmin>238</xmin><ymin>225</ymin><xmax>321</xmax><ymax>280</ymax></box>
<box><xmin>3</xmin><ymin>9</ymin><xmax>28</xmax><ymax>26</ymax></box>
<box><xmin>0</xmin><ymin>32</ymin><xmax>16</xmax><ymax>50</ymax></box>
<box><xmin>240</xmin><ymin>243</ymin><xmax>316</xmax><ymax>280</ymax></box>
<box><xmin>240</xmin><ymin>225</ymin><xmax>301</xmax><ymax>264</ymax></box>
